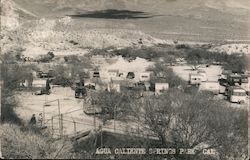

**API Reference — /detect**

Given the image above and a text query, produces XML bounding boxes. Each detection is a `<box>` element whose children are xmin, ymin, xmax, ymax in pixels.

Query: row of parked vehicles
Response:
<box><xmin>189</xmin><ymin>69</ymin><xmax>249</xmax><ymax>104</ymax></box>
<box><xmin>219</xmin><ymin>71</ymin><xmax>249</xmax><ymax>104</ymax></box>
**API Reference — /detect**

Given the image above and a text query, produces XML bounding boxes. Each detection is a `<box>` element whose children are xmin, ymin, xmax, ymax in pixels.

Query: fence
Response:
<box><xmin>41</xmin><ymin>98</ymin><xmax>157</xmax><ymax>140</ymax></box>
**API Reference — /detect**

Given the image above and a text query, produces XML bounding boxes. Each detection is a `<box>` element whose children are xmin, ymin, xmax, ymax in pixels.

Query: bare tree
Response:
<box><xmin>141</xmin><ymin>90</ymin><xmax>247</xmax><ymax>159</ymax></box>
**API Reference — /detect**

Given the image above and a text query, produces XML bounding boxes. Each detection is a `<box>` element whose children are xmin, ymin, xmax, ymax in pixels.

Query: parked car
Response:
<box><xmin>226</xmin><ymin>86</ymin><xmax>247</xmax><ymax>104</ymax></box>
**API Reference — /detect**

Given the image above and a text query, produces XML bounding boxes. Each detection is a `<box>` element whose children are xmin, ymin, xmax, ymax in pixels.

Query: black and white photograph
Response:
<box><xmin>0</xmin><ymin>0</ymin><xmax>249</xmax><ymax>159</ymax></box>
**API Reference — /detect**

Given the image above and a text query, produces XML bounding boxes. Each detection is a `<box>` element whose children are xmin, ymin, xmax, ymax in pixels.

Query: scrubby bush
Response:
<box><xmin>1</xmin><ymin>88</ymin><xmax>22</xmax><ymax>125</ymax></box>
<box><xmin>37</xmin><ymin>52</ymin><xmax>55</xmax><ymax>63</ymax></box>
<box><xmin>1</xmin><ymin>124</ymin><xmax>76</xmax><ymax>159</ymax></box>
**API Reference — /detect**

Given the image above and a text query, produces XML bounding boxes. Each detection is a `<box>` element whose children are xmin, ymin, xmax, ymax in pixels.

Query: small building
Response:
<box><xmin>155</xmin><ymin>83</ymin><xmax>169</xmax><ymax>95</ymax></box>
<box><xmin>189</xmin><ymin>73</ymin><xmax>203</xmax><ymax>85</ymax></box>
<box><xmin>107</xmin><ymin>69</ymin><xmax>119</xmax><ymax>78</ymax></box>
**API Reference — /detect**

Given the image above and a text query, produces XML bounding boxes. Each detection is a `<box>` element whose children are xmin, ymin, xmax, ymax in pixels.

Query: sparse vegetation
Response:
<box><xmin>1</xmin><ymin>124</ymin><xmax>77</xmax><ymax>159</ymax></box>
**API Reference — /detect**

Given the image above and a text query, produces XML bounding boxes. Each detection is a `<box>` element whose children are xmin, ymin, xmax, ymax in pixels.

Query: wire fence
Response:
<box><xmin>34</xmin><ymin>97</ymin><xmax>158</xmax><ymax>140</ymax></box>
<box><xmin>43</xmin><ymin>113</ymin><xmax>157</xmax><ymax>140</ymax></box>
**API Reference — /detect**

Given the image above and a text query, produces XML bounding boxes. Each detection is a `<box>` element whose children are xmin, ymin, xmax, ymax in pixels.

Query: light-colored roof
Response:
<box><xmin>108</xmin><ymin>69</ymin><xmax>119</xmax><ymax>72</ymax></box>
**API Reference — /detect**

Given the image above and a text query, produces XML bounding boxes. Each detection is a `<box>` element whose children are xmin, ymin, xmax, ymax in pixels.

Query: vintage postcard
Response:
<box><xmin>0</xmin><ymin>0</ymin><xmax>249</xmax><ymax>159</ymax></box>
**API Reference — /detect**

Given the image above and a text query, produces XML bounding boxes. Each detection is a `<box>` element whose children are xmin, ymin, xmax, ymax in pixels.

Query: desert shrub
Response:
<box><xmin>1</xmin><ymin>123</ymin><xmax>76</xmax><ymax>159</ymax></box>
<box><xmin>37</xmin><ymin>52</ymin><xmax>55</xmax><ymax>63</ymax></box>
<box><xmin>175</xmin><ymin>44</ymin><xmax>190</xmax><ymax>49</ymax></box>
<box><xmin>115</xmin><ymin>46</ymin><xmax>165</xmax><ymax>60</ymax></box>
<box><xmin>1</xmin><ymin>89</ymin><xmax>22</xmax><ymax>125</ymax></box>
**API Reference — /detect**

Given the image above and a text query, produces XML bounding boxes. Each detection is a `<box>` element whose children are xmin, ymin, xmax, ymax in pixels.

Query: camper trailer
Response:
<box><xmin>189</xmin><ymin>73</ymin><xmax>203</xmax><ymax>85</ymax></box>
<box><xmin>107</xmin><ymin>69</ymin><xmax>119</xmax><ymax>78</ymax></box>
<box><xmin>197</xmin><ymin>70</ymin><xmax>207</xmax><ymax>82</ymax></box>
<box><xmin>226</xmin><ymin>86</ymin><xmax>247</xmax><ymax>104</ymax></box>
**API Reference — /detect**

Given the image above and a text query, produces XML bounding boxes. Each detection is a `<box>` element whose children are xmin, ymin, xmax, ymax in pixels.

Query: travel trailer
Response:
<box><xmin>189</xmin><ymin>73</ymin><xmax>203</xmax><ymax>85</ymax></box>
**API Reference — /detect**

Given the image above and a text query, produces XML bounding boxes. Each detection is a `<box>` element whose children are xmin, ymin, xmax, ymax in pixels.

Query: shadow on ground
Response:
<box><xmin>68</xmin><ymin>9</ymin><xmax>159</xmax><ymax>19</ymax></box>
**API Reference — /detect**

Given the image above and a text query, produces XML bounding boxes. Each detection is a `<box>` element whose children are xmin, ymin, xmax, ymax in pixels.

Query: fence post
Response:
<box><xmin>60</xmin><ymin>114</ymin><xmax>63</xmax><ymax>137</ymax></box>
<box><xmin>51</xmin><ymin>116</ymin><xmax>54</xmax><ymax>136</ymax></box>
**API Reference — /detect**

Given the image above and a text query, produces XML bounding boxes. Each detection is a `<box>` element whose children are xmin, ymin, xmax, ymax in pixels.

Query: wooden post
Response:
<box><xmin>60</xmin><ymin>114</ymin><xmax>63</xmax><ymax>137</ymax></box>
<box><xmin>94</xmin><ymin>105</ymin><xmax>96</xmax><ymax>130</ymax></box>
<box><xmin>100</xmin><ymin>125</ymin><xmax>103</xmax><ymax>148</ymax></box>
<box><xmin>114</xmin><ymin>105</ymin><xmax>116</xmax><ymax>132</ymax></box>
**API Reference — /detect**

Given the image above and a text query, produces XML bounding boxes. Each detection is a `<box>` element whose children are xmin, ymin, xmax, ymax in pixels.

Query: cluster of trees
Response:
<box><xmin>147</xmin><ymin>63</ymin><xmax>187</xmax><ymax>88</ymax></box>
<box><xmin>90</xmin><ymin>87</ymin><xmax>247</xmax><ymax>159</ymax></box>
<box><xmin>88</xmin><ymin>44</ymin><xmax>249</xmax><ymax>73</ymax></box>
<box><xmin>184</xmin><ymin>49</ymin><xmax>249</xmax><ymax>72</ymax></box>
<box><xmin>141</xmin><ymin>90</ymin><xmax>247</xmax><ymax>159</ymax></box>
<box><xmin>51</xmin><ymin>55</ymin><xmax>92</xmax><ymax>87</ymax></box>
<box><xmin>84</xmin><ymin>85</ymin><xmax>247</xmax><ymax>159</ymax></box>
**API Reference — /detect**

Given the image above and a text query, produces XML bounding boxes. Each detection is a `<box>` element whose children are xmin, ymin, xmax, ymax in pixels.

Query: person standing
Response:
<box><xmin>29</xmin><ymin>114</ymin><xmax>36</xmax><ymax>126</ymax></box>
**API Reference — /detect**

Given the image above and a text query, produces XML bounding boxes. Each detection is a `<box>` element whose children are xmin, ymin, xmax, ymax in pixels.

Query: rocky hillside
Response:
<box><xmin>1</xmin><ymin>0</ymin><xmax>249</xmax><ymax>57</ymax></box>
